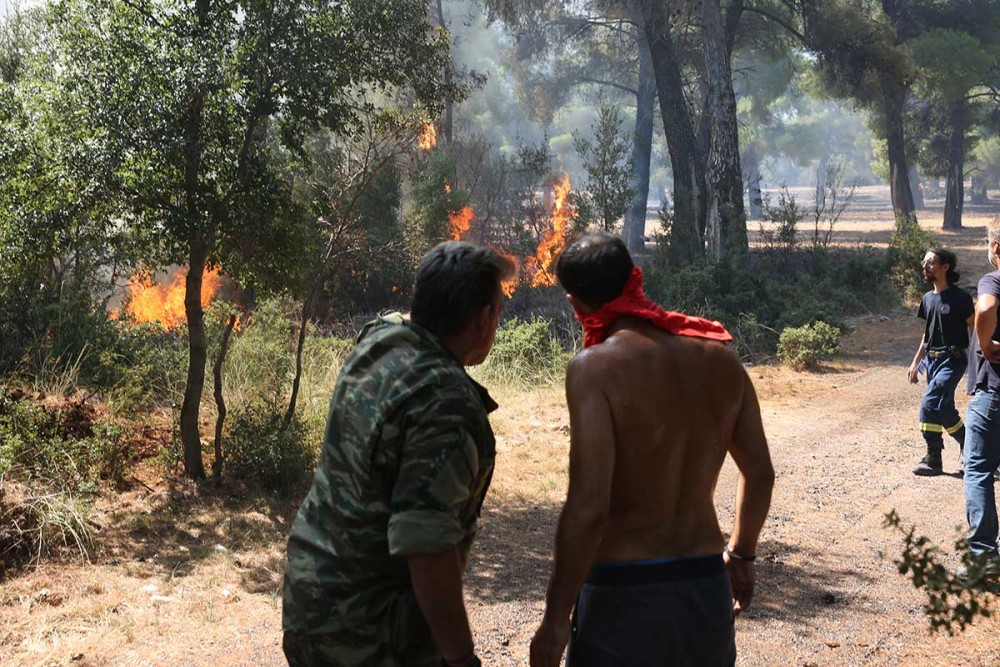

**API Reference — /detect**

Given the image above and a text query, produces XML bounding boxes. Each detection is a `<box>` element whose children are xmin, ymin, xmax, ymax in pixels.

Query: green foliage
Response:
<box><xmin>0</xmin><ymin>6</ymin><xmax>153</xmax><ymax>376</ymax></box>
<box><xmin>316</xmin><ymin>156</ymin><xmax>411</xmax><ymax>318</ymax></box>
<box><xmin>573</xmin><ymin>103</ymin><xmax>634</xmax><ymax>232</ymax></box>
<box><xmin>887</xmin><ymin>213</ymin><xmax>934</xmax><ymax>301</ymax></box>
<box><xmin>970</xmin><ymin>134</ymin><xmax>1000</xmax><ymax>188</ymax></box>
<box><xmin>759</xmin><ymin>188</ymin><xmax>800</xmax><ymax>273</ymax></box>
<box><xmin>476</xmin><ymin>318</ymin><xmax>567</xmax><ymax>386</ymax></box>
<box><xmin>906</xmin><ymin>29</ymin><xmax>995</xmax><ymax>105</ymax></box>
<box><xmin>220</xmin><ymin>300</ymin><xmax>296</xmax><ymax>408</ymax></box>
<box><xmin>406</xmin><ymin>149</ymin><xmax>464</xmax><ymax>257</ymax></box>
<box><xmin>224</xmin><ymin>404</ymin><xmax>316</xmax><ymax>495</ymax></box>
<box><xmin>45</xmin><ymin>0</ymin><xmax>455</xmax><ymax>280</ymax></box>
<box><xmin>646</xmin><ymin>244</ymin><xmax>890</xmax><ymax>360</ymax></box>
<box><xmin>0</xmin><ymin>387</ymin><xmax>130</xmax><ymax>490</ymax></box>
<box><xmin>294</xmin><ymin>333</ymin><xmax>355</xmax><ymax>431</ymax></box>
<box><xmin>777</xmin><ymin>321</ymin><xmax>841</xmax><ymax>370</ymax></box>
<box><xmin>885</xmin><ymin>510</ymin><xmax>1000</xmax><ymax>634</ymax></box>
<box><xmin>102</xmin><ymin>322</ymin><xmax>187</xmax><ymax>414</ymax></box>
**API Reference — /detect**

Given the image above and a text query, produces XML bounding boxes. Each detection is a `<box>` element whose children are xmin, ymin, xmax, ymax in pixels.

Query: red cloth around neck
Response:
<box><xmin>577</xmin><ymin>267</ymin><xmax>733</xmax><ymax>348</ymax></box>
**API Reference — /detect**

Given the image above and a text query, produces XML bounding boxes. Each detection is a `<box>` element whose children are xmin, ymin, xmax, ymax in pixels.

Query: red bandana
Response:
<box><xmin>577</xmin><ymin>267</ymin><xmax>733</xmax><ymax>348</ymax></box>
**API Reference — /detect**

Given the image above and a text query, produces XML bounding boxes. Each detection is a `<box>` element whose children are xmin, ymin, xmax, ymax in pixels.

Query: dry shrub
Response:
<box><xmin>0</xmin><ymin>475</ymin><xmax>92</xmax><ymax>578</ymax></box>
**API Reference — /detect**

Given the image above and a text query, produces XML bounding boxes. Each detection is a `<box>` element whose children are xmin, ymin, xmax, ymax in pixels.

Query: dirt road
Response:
<box><xmin>464</xmin><ymin>310</ymin><xmax>1000</xmax><ymax>667</ymax></box>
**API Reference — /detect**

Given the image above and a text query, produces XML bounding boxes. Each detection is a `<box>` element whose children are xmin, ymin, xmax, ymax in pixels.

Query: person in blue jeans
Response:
<box><xmin>966</xmin><ymin>218</ymin><xmax>1000</xmax><ymax>559</ymax></box>
<box><xmin>907</xmin><ymin>249</ymin><xmax>974</xmax><ymax>476</ymax></box>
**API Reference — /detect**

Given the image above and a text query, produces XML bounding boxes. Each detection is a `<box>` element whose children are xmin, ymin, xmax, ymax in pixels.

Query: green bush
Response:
<box><xmin>0</xmin><ymin>387</ymin><xmax>131</xmax><ymax>490</ymax></box>
<box><xmin>644</xmin><ymin>243</ymin><xmax>893</xmax><ymax>361</ymax></box>
<box><xmin>777</xmin><ymin>321</ymin><xmax>841</xmax><ymax>370</ymax></box>
<box><xmin>760</xmin><ymin>188</ymin><xmax>800</xmax><ymax>256</ymax></box>
<box><xmin>221</xmin><ymin>299</ymin><xmax>296</xmax><ymax>408</ymax></box>
<box><xmin>887</xmin><ymin>213</ymin><xmax>934</xmax><ymax>301</ymax></box>
<box><xmin>476</xmin><ymin>318</ymin><xmax>567</xmax><ymax>386</ymax></box>
<box><xmin>104</xmin><ymin>322</ymin><xmax>187</xmax><ymax>414</ymax></box>
<box><xmin>224</xmin><ymin>404</ymin><xmax>316</xmax><ymax>494</ymax></box>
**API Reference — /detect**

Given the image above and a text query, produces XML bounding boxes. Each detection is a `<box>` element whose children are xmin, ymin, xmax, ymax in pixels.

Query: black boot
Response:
<box><xmin>913</xmin><ymin>449</ymin><xmax>943</xmax><ymax>476</ymax></box>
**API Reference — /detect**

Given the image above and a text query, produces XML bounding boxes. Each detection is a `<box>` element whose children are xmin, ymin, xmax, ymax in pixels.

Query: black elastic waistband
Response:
<box><xmin>584</xmin><ymin>554</ymin><xmax>725</xmax><ymax>587</ymax></box>
<box><xmin>928</xmin><ymin>347</ymin><xmax>966</xmax><ymax>358</ymax></box>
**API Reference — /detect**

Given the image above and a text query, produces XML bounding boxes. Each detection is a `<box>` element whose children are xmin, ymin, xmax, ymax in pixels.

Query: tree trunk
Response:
<box><xmin>909</xmin><ymin>165</ymin><xmax>925</xmax><ymax>210</ymax></box>
<box><xmin>624</xmin><ymin>32</ymin><xmax>656</xmax><ymax>254</ymax></box>
<box><xmin>179</xmin><ymin>2</ymin><xmax>210</xmax><ymax>481</ymax></box>
<box><xmin>435</xmin><ymin>0</ymin><xmax>453</xmax><ymax>144</ymax></box>
<box><xmin>744</xmin><ymin>150</ymin><xmax>763</xmax><ymax>221</ymax></box>
<box><xmin>701</xmin><ymin>0</ymin><xmax>747</xmax><ymax>262</ymax></box>
<box><xmin>285</xmin><ymin>294</ymin><xmax>313</xmax><ymax>428</ymax></box>
<box><xmin>180</xmin><ymin>240</ymin><xmax>209</xmax><ymax>481</ymax></box>
<box><xmin>638</xmin><ymin>0</ymin><xmax>705</xmax><ymax>263</ymax></box>
<box><xmin>942</xmin><ymin>101</ymin><xmax>966</xmax><ymax>230</ymax></box>
<box><xmin>212</xmin><ymin>312</ymin><xmax>237</xmax><ymax>482</ymax></box>
<box><xmin>883</xmin><ymin>91</ymin><xmax>916</xmax><ymax>218</ymax></box>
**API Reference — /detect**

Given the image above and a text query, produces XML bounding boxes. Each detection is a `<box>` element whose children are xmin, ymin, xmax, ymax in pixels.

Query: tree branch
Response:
<box><xmin>576</xmin><ymin>76</ymin><xmax>639</xmax><ymax>96</ymax></box>
<box><xmin>743</xmin><ymin>5</ymin><xmax>805</xmax><ymax>42</ymax></box>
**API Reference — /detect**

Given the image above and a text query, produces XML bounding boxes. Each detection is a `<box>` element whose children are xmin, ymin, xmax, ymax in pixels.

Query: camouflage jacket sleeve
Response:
<box><xmin>387</xmin><ymin>382</ymin><xmax>481</xmax><ymax>557</ymax></box>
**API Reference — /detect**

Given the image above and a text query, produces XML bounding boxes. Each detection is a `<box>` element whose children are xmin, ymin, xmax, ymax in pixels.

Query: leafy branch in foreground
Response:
<box><xmin>884</xmin><ymin>509</ymin><xmax>1000</xmax><ymax>634</ymax></box>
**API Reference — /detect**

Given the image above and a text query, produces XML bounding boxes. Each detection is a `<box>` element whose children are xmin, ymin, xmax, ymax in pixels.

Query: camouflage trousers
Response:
<box><xmin>283</xmin><ymin>591</ymin><xmax>439</xmax><ymax>667</ymax></box>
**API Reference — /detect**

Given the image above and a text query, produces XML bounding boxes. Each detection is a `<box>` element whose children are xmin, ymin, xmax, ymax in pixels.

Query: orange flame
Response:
<box><xmin>530</xmin><ymin>174</ymin><xmax>573</xmax><ymax>287</ymax></box>
<box><xmin>418</xmin><ymin>122</ymin><xmax>437</xmax><ymax>151</ymax></box>
<box><xmin>449</xmin><ymin>207</ymin><xmax>474</xmax><ymax>241</ymax></box>
<box><xmin>498</xmin><ymin>250</ymin><xmax>520</xmax><ymax>297</ymax></box>
<box><xmin>125</xmin><ymin>267</ymin><xmax>222</xmax><ymax>329</ymax></box>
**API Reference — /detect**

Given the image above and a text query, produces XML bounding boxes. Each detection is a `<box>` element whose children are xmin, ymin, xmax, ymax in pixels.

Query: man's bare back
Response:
<box><xmin>530</xmin><ymin>233</ymin><xmax>773</xmax><ymax>667</ymax></box>
<box><xmin>581</xmin><ymin>317</ymin><xmax>757</xmax><ymax>562</ymax></box>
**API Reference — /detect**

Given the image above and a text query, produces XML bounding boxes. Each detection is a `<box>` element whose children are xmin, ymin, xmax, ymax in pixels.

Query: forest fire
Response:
<box><xmin>498</xmin><ymin>250</ymin><xmax>520</xmax><ymax>297</ymax></box>
<box><xmin>449</xmin><ymin>206</ymin><xmax>474</xmax><ymax>240</ymax></box>
<box><xmin>125</xmin><ymin>267</ymin><xmax>222</xmax><ymax>329</ymax></box>
<box><xmin>418</xmin><ymin>122</ymin><xmax>437</xmax><ymax>150</ymax></box>
<box><xmin>530</xmin><ymin>173</ymin><xmax>573</xmax><ymax>287</ymax></box>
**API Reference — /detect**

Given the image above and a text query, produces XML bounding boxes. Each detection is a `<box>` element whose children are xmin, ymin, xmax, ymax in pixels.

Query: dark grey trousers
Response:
<box><xmin>566</xmin><ymin>554</ymin><xmax>736</xmax><ymax>667</ymax></box>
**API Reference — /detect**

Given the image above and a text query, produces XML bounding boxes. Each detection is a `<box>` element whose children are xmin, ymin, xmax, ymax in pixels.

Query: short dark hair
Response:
<box><xmin>931</xmin><ymin>247</ymin><xmax>960</xmax><ymax>286</ymax></box>
<box><xmin>410</xmin><ymin>241</ymin><xmax>516</xmax><ymax>338</ymax></box>
<box><xmin>556</xmin><ymin>233</ymin><xmax>634</xmax><ymax>307</ymax></box>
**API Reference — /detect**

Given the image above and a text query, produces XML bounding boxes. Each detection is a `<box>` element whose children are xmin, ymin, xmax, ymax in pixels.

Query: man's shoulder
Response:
<box><xmin>340</xmin><ymin>317</ymin><xmax>465</xmax><ymax>403</ymax></box>
<box><xmin>946</xmin><ymin>285</ymin><xmax>974</xmax><ymax>303</ymax></box>
<box><xmin>576</xmin><ymin>329</ymin><xmax>737</xmax><ymax>370</ymax></box>
<box><xmin>976</xmin><ymin>273</ymin><xmax>1000</xmax><ymax>303</ymax></box>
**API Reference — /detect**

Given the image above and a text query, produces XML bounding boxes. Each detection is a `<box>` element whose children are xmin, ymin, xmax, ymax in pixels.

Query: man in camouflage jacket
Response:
<box><xmin>283</xmin><ymin>242</ymin><xmax>515</xmax><ymax>667</ymax></box>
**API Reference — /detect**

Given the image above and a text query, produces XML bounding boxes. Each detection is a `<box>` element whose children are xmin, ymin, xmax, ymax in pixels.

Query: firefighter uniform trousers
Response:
<box><xmin>920</xmin><ymin>349</ymin><xmax>967</xmax><ymax>451</ymax></box>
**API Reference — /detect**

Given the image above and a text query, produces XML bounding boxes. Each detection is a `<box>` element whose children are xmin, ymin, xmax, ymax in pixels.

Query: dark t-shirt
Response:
<box><xmin>918</xmin><ymin>285</ymin><xmax>974</xmax><ymax>350</ymax></box>
<box><xmin>975</xmin><ymin>272</ymin><xmax>1000</xmax><ymax>391</ymax></box>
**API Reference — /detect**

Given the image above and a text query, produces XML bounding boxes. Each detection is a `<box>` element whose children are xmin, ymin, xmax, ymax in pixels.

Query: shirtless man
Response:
<box><xmin>530</xmin><ymin>233</ymin><xmax>775</xmax><ymax>667</ymax></box>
